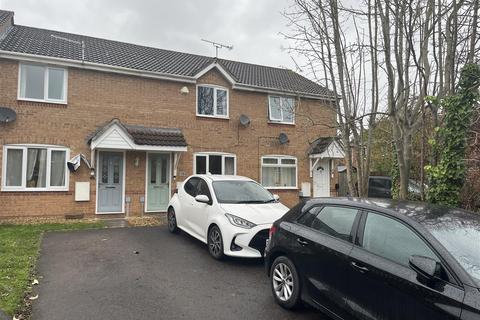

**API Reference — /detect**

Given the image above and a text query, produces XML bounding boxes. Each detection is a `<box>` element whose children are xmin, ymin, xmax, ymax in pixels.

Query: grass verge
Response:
<box><xmin>0</xmin><ymin>222</ymin><xmax>104</xmax><ymax>317</ymax></box>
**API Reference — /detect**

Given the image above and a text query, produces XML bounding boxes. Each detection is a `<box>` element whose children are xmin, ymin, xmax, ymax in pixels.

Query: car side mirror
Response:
<box><xmin>409</xmin><ymin>255</ymin><xmax>441</xmax><ymax>280</ymax></box>
<box><xmin>273</xmin><ymin>194</ymin><xmax>280</xmax><ymax>201</ymax></box>
<box><xmin>195</xmin><ymin>194</ymin><xmax>211</xmax><ymax>204</ymax></box>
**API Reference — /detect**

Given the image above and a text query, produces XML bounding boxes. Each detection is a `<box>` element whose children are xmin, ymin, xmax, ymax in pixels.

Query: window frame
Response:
<box><xmin>1</xmin><ymin>144</ymin><xmax>70</xmax><ymax>192</ymax></box>
<box><xmin>260</xmin><ymin>155</ymin><xmax>298</xmax><ymax>189</ymax></box>
<box><xmin>196</xmin><ymin>84</ymin><xmax>229</xmax><ymax>119</ymax></box>
<box><xmin>18</xmin><ymin>63</ymin><xmax>68</xmax><ymax>105</ymax></box>
<box><xmin>193</xmin><ymin>152</ymin><xmax>236</xmax><ymax>175</ymax></box>
<box><xmin>296</xmin><ymin>204</ymin><xmax>361</xmax><ymax>244</ymax></box>
<box><xmin>268</xmin><ymin>95</ymin><xmax>295</xmax><ymax>125</ymax></box>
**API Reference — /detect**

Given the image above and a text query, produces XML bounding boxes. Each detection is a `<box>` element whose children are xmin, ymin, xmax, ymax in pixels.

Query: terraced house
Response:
<box><xmin>0</xmin><ymin>10</ymin><xmax>344</xmax><ymax>218</ymax></box>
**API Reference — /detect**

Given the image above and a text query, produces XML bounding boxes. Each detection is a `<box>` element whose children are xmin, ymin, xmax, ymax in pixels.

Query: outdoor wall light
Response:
<box><xmin>134</xmin><ymin>157</ymin><xmax>140</xmax><ymax>167</ymax></box>
<box><xmin>180</xmin><ymin>86</ymin><xmax>189</xmax><ymax>95</ymax></box>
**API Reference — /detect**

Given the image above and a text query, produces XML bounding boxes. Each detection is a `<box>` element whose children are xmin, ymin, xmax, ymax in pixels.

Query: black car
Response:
<box><xmin>265</xmin><ymin>198</ymin><xmax>480</xmax><ymax>319</ymax></box>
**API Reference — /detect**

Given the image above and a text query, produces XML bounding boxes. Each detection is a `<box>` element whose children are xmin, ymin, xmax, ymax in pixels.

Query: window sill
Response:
<box><xmin>17</xmin><ymin>98</ymin><xmax>68</xmax><ymax>105</ymax></box>
<box><xmin>196</xmin><ymin>114</ymin><xmax>230</xmax><ymax>120</ymax></box>
<box><xmin>267</xmin><ymin>121</ymin><xmax>295</xmax><ymax>126</ymax></box>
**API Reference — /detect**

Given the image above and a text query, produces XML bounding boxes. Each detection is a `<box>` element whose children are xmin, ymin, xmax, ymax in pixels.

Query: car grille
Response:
<box><xmin>248</xmin><ymin>229</ymin><xmax>269</xmax><ymax>255</ymax></box>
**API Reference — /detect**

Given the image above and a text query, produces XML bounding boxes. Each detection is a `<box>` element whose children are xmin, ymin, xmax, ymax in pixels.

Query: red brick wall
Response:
<box><xmin>0</xmin><ymin>58</ymin><xmax>336</xmax><ymax>217</ymax></box>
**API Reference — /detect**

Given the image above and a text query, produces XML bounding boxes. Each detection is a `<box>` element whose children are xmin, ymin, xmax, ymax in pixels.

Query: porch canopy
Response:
<box><xmin>87</xmin><ymin>118</ymin><xmax>188</xmax><ymax>175</ymax></box>
<box><xmin>308</xmin><ymin>137</ymin><xmax>345</xmax><ymax>177</ymax></box>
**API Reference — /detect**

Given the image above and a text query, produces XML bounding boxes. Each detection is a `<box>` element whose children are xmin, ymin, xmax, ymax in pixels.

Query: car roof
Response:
<box><xmin>304</xmin><ymin>197</ymin><xmax>480</xmax><ymax>226</ymax></box>
<box><xmin>193</xmin><ymin>174</ymin><xmax>254</xmax><ymax>182</ymax></box>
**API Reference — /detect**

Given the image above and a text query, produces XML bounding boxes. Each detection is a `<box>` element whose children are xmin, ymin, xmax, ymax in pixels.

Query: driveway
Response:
<box><xmin>32</xmin><ymin>226</ymin><xmax>323</xmax><ymax>320</ymax></box>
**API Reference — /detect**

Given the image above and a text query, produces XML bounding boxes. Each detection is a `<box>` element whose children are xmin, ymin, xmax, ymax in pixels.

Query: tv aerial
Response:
<box><xmin>201</xmin><ymin>39</ymin><xmax>233</xmax><ymax>58</ymax></box>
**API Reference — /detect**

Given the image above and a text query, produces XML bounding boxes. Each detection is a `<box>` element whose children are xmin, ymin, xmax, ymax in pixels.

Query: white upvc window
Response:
<box><xmin>194</xmin><ymin>153</ymin><xmax>236</xmax><ymax>175</ymax></box>
<box><xmin>268</xmin><ymin>96</ymin><xmax>295</xmax><ymax>124</ymax></box>
<box><xmin>261</xmin><ymin>155</ymin><xmax>297</xmax><ymax>189</ymax></box>
<box><xmin>2</xmin><ymin>145</ymin><xmax>70</xmax><ymax>191</ymax></box>
<box><xmin>196</xmin><ymin>85</ymin><xmax>229</xmax><ymax>118</ymax></box>
<box><xmin>18</xmin><ymin>63</ymin><xmax>68</xmax><ymax>104</ymax></box>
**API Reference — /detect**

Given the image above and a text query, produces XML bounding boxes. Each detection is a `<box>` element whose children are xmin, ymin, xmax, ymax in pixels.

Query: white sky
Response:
<box><xmin>0</xmin><ymin>0</ymin><xmax>298</xmax><ymax>70</ymax></box>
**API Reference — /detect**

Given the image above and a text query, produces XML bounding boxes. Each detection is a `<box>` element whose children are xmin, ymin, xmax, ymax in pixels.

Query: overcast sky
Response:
<box><xmin>0</xmin><ymin>0</ymin><xmax>299</xmax><ymax>70</ymax></box>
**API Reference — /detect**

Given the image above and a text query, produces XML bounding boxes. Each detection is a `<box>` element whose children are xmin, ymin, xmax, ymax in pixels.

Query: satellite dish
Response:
<box><xmin>0</xmin><ymin>107</ymin><xmax>16</xmax><ymax>124</ymax></box>
<box><xmin>239</xmin><ymin>114</ymin><xmax>250</xmax><ymax>127</ymax></box>
<box><xmin>279</xmin><ymin>132</ymin><xmax>289</xmax><ymax>145</ymax></box>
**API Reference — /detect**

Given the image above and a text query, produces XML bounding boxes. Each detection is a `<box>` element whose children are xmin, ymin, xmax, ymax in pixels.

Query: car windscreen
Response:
<box><xmin>212</xmin><ymin>181</ymin><xmax>275</xmax><ymax>204</ymax></box>
<box><xmin>428</xmin><ymin>222</ymin><xmax>480</xmax><ymax>287</ymax></box>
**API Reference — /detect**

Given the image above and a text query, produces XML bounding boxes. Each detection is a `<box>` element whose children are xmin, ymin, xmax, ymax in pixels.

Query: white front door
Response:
<box><xmin>313</xmin><ymin>159</ymin><xmax>330</xmax><ymax>197</ymax></box>
<box><xmin>146</xmin><ymin>153</ymin><xmax>170</xmax><ymax>212</ymax></box>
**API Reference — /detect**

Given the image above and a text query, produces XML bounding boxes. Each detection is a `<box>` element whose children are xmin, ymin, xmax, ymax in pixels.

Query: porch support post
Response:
<box><xmin>309</xmin><ymin>157</ymin><xmax>320</xmax><ymax>178</ymax></box>
<box><xmin>173</xmin><ymin>152</ymin><xmax>181</xmax><ymax>180</ymax></box>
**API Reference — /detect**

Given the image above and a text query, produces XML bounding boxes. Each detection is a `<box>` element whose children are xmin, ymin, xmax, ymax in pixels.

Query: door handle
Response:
<box><xmin>351</xmin><ymin>261</ymin><xmax>369</xmax><ymax>273</ymax></box>
<box><xmin>296</xmin><ymin>238</ymin><xmax>309</xmax><ymax>246</ymax></box>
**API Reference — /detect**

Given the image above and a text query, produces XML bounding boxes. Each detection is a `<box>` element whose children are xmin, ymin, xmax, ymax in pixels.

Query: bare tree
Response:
<box><xmin>284</xmin><ymin>0</ymin><xmax>480</xmax><ymax>200</ymax></box>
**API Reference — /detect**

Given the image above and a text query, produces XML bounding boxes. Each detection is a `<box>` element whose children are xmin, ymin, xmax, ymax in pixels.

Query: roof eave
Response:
<box><xmin>232</xmin><ymin>83</ymin><xmax>336</xmax><ymax>101</ymax></box>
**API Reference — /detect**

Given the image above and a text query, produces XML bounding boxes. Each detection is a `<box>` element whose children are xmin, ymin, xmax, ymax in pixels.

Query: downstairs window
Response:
<box><xmin>2</xmin><ymin>145</ymin><xmax>69</xmax><ymax>191</ymax></box>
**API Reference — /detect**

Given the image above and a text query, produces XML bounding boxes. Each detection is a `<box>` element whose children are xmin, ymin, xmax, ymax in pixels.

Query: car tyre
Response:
<box><xmin>270</xmin><ymin>256</ymin><xmax>301</xmax><ymax>309</ymax></box>
<box><xmin>208</xmin><ymin>225</ymin><xmax>225</xmax><ymax>260</ymax></box>
<box><xmin>167</xmin><ymin>207</ymin><xmax>179</xmax><ymax>233</ymax></box>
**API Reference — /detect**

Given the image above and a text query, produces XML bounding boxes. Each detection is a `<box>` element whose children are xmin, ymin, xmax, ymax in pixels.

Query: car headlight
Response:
<box><xmin>225</xmin><ymin>213</ymin><xmax>256</xmax><ymax>229</ymax></box>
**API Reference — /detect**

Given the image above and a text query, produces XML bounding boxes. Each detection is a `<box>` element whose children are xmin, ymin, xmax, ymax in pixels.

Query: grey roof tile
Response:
<box><xmin>87</xmin><ymin>119</ymin><xmax>187</xmax><ymax>147</ymax></box>
<box><xmin>0</xmin><ymin>15</ymin><xmax>334</xmax><ymax>98</ymax></box>
<box><xmin>308</xmin><ymin>137</ymin><xmax>341</xmax><ymax>155</ymax></box>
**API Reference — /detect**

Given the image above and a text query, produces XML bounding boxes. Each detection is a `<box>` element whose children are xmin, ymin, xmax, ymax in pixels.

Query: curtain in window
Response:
<box><xmin>6</xmin><ymin>149</ymin><xmax>23</xmax><ymax>186</ymax></box>
<box><xmin>224</xmin><ymin>157</ymin><xmax>235</xmax><ymax>175</ymax></box>
<box><xmin>50</xmin><ymin>150</ymin><xmax>66</xmax><ymax>187</ymax></box>
<box><xmin>26</xmin><ymin>148</ymin><xmax>47</xmax><ymax>188</ymax></box>
<box><xmin>262</xmin><ymin>167</ymin><xmax>279</xmax><ymax>187</ymax></box>
<box><xmin>280</xmin><ymin>167</ymin><xmax>296</xmax><ymax>187</ymax></box>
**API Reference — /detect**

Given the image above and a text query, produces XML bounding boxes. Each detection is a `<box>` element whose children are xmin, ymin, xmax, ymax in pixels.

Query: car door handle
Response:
<box><xmin>296</xmin><ymin>238</ymin><xmax>309</xmax><ymax>246</ymax></box>
<box><xmin>351</xmin><ymin>261</ymin><xmax>369</xmax><ymax>273</ymax></box>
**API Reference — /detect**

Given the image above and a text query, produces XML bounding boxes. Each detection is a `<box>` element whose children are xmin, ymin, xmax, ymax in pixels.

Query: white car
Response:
<box><xmin>167</xmin><ymin>175</ymin><xmax>289</xmax><ymax>259</ymax></box>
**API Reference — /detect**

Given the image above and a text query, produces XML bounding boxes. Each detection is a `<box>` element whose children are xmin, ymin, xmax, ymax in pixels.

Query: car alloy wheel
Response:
<box><xmin>270</xmin><ymin>256</ymin><xmax>300</xmax><ymax>309</ymax></box>
<box><xmin>167</xmin><ymin>207</ymin><xmax>178</xmax><ymax>233</ymax></box>
<box><xmin>208</xmin><ymin>225</ymin><xmax>224</xmax><ymax>260</ymax></box>
<box><xmin>273</xmin><ymin>263</ymin><xmax>294</xmax><ymax>301</ymax></box>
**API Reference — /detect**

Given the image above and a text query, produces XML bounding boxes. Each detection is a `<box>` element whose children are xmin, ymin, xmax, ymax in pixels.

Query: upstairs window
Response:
<box><xmin>197</xmin><ymin>85</ymin><xmax>229</xmax><ymax>118</ymax></box>
<box><xmin>19</xmin><ymin>64</ymin><xmax>67</xmax><ymax>103</ymax></box>
<box><xmin>268</xmin><ymin>96</ymin><xmax>295</xmax><ymax>124</ymax></box>
<box><xmin>2</xmin><ymin>145</ymin><xmax>69</xmax><ymax>191</ymax></box>
<box><xmin>194</xmin><ymin>153</ymin><xmax>236</xmax><ymax>175</ymax></box>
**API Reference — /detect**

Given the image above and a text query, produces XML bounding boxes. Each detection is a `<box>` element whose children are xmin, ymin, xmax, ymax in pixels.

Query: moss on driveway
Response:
<box><xmin>0</xmin><ymin>222</ymin><xmax>104</xmax><ymax>316</ymax></box>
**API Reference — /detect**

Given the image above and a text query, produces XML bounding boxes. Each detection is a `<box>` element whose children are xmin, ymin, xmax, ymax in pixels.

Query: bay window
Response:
<box><xmin>261</xmin><ymin>156</ymin><xmax>297</xmax><ymax>188</ymax></box>
<box><xmin>268</xmin><ymin>96</ymin><xmax>295</xmax><ymax>124</ymax></box>
<box><xmin>19</xmin><ymin>63</ymin><xmax>67</xmax><ymax>103</ymax></box>
<box><xmin>197</xmin><ymin>85</ymin><xmax>229</xmax><ymax>118</ymax></box>
<box><xmin>194</xmin><ymin>153</ymin><xmax>236</xmax><ymax>175</ymax></box>
<box><xmin>2</xmin><ymin>145</ymin><xmax>69</xmax><ymax>191</ymax></box>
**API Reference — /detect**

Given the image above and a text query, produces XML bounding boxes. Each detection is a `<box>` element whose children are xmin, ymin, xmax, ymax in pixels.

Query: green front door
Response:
<box><xmin>147</xmin><ymin>153</ymin><xmax>170</xmax><ymax>212</ymax></box>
